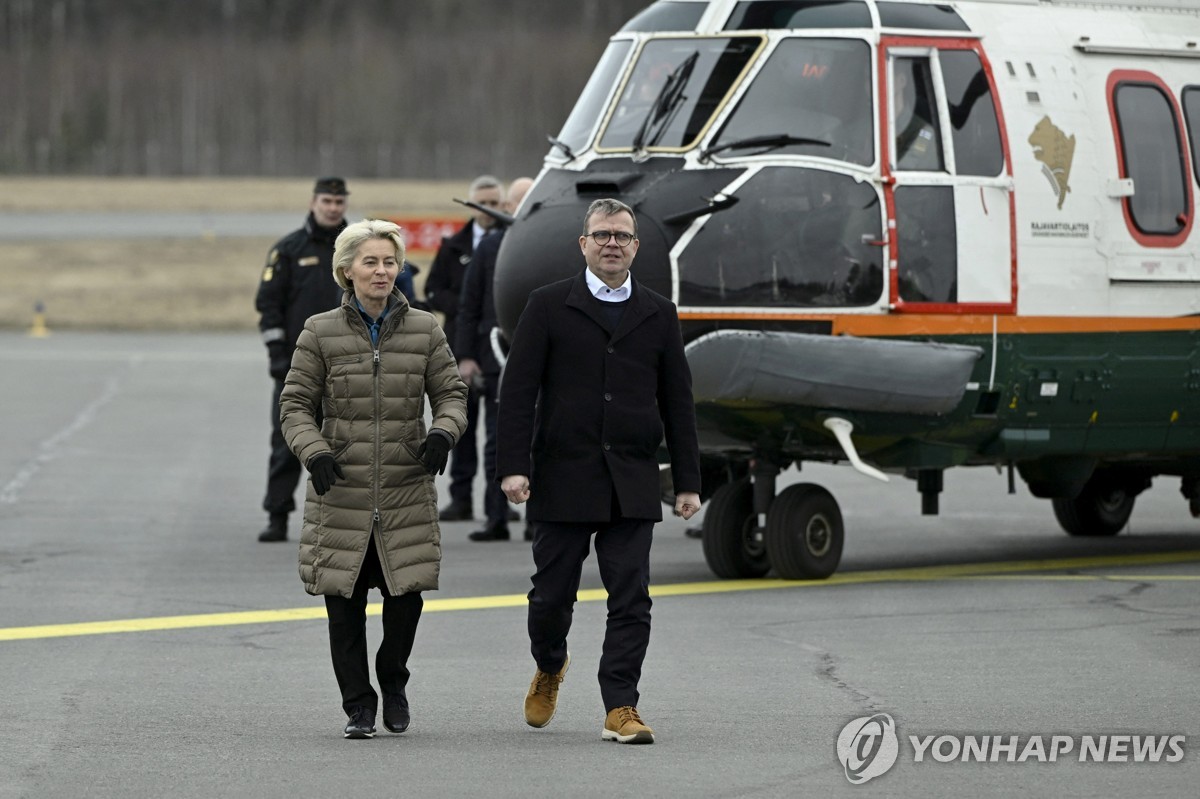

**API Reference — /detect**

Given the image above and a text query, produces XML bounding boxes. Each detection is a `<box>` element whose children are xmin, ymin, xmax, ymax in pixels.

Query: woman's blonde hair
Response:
<box><xmin>332</xmin><ymin>219</ymin><xmax>407</xmax><ymax>290</ymax></box>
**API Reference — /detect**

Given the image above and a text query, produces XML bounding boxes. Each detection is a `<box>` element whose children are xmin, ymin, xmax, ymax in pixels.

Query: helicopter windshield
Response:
<box><xmin>709</xmin><ymin>38</ymin><xmax>873</xmax><ymax>165</ymax></box>
<box><xmin>599</xmin><ymin>37</ymin><xmax>761</xmax><ymax>151</ymax></box>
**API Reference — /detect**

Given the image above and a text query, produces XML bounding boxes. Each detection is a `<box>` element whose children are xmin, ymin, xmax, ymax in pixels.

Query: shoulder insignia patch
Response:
<box><xmin>262</xmin><ymin>266</ymin><xmax>274</xmax><ymax>282</ymax></box>
<box><xmin>268</xmin><ymin>248</ymin><xmax>279</xmax><ymax>266</ymax></box>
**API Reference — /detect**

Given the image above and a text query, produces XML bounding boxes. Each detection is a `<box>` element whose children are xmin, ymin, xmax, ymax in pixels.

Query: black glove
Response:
<box><xmin>268</xmin><ymin>342</ymin><xmax>291</xmax><ymax>381</ymax></box>
<box><xmin>417</xmin><ymin>432</ymin><xmax>452</xmax><ymax>476</ymax></box>
<box><xmin>308</xmin><ymin>454</ymin><xmax>345</xmax><ymax>495</ymax></box>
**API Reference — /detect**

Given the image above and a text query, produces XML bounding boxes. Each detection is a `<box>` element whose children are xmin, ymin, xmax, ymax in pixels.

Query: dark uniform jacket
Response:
<box><xmin>455</xmin><ymin>228</ymin><xmax>505</xmax><ymax>376</ymax></box>
<box><xmin>424</xmin><ymin>221</ymin><xmax>475</xmax><ymax>357</ymax></box>
<box><xmin>255</xmin><ymin>212</ymin><xmax>348</xmax><ymax>354</ymax></box>
<box><xmin>496</xmin><ymin>272</ymin><xmax>701</xmax><ymax>523</ymax></box>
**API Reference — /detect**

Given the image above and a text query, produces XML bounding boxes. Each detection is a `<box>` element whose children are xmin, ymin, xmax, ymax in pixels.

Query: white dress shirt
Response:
<box><xmin>585</xmin><ymin>269</ymin><xmax>632</xmax><ymax>303</ymax></box>
<box><xmin>472</xmin><ymin>220</ymin><xmax>492</xmax><ymax>251</ymax></box>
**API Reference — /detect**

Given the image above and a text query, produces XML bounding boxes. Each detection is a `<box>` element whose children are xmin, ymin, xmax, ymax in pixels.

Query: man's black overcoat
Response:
<box><xmin>425</xmin><ymin>221</ymin><xmax>474</xmax><ymax>356</ymax></box>
<box><xmin>496</xmin><ymin>272</ymin><xmax>701</xmax><ymax>523</ymax></box>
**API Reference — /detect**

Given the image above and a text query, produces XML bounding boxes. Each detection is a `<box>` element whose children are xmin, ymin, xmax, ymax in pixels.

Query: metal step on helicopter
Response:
<box><xmin>483</xmin><ymin>0</ymin><xmax>1200</xmax><ymax>580</ymax></box>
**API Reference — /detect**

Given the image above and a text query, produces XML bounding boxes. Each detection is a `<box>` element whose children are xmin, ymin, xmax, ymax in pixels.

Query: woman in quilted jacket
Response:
<box><xmin>280</xmin><ymin>219</ymin><xmax>468</xmax><ymax>739</ymax></box>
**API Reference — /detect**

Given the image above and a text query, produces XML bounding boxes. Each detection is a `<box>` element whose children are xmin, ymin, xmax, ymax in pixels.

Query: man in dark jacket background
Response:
<box><xmin>497</xmin><ymin>198</ymin><xmax>702</xmax><ymax>744</ymax></box>
<box><xmin>456</xmin><ymin>176</ymin><xmax>533</xmax><ymax>542</ymax></box>
<box><xmin>425</xmin><ymin>174</ymin><xmax>503</xmax><ymax>522</ymax></box>
<box><xmin>253</xmin><ymin>176</ymin><xmax>350</xmax><ymax>542</ymax></box>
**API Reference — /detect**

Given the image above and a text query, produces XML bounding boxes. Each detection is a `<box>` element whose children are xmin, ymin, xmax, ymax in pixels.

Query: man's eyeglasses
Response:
<box><xmin>584</xmin><ymin>230</ymin><xmax>635</xmax><ymax>247</ymax></box>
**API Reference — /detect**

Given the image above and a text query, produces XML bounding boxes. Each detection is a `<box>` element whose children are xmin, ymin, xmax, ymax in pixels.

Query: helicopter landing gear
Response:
<box><xmin>1051</xmin><ymin>471</ymin><xmax>1141</xmax><ymax>537</ymax></box>
<box><xmin>701</xmin><ymin>478</ymin><xmax>769</xmax><ymax>578</ymax></box>
<box><xmin>701</xmin><ymin>457</ymin><xmax>845</xmax><ymax>580</ymax></box>
<box><xmin>765</xmin><ymin>483</ymin><xmax>844</xmax><ymax>579</ymax></box>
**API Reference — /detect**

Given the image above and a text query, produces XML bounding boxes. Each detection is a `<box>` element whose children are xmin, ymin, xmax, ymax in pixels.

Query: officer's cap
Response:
<box><xmin>313</xmin><ymin>176</ymin><xmax>349</xmax><ymax>196</ymax></box>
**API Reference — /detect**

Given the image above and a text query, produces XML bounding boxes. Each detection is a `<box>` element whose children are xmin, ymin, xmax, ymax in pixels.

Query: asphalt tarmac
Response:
<box><xmin>1</xmin><ymin>331</ymin><xmax>1198</xmax><ymax>798</ymax></box>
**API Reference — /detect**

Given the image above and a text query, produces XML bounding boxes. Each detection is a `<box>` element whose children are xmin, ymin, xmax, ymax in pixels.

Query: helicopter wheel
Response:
<box><xmin>1051</xmin><ymin>475</ymin><xmax>1135</xmax><ymax>537</ymax></box>
<box><xmin>765</xmin><ymin>483</ymin><xmax>844</xmax><ymax>580</ymax></box>
<box><xmin>701</xmin><ymin>479</ymin><xmax>770</xmax><ymax>579</ymax></box>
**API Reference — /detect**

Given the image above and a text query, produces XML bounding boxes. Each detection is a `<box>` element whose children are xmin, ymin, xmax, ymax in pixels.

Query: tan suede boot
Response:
<box><xmin>524</xmin><ymin>652</ymin><xmax>570</xmax><ymax>728</ymax></box>
<box><xmin>602</xmin><ymin>705</ymin><xmax>655</xmax><ymax>744</ymax></box>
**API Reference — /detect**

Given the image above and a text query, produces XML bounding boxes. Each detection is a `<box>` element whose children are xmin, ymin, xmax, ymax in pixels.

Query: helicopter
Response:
<box><xmin>488</xmin><ymin>0</ymin><xmax>1200</xmax><ymax>580</ymax></box>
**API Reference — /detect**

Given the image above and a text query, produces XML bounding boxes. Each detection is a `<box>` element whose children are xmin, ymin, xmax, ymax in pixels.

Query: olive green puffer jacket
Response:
<box><xmin>280</xmin><ymin>289</ymin><xmax>468</xmax><ymax>598</ymax></box>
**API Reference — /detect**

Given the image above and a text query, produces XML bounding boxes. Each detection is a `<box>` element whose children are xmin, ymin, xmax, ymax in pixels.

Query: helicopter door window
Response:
<box><xmin>892</xmin><ymin>57</ymin><xmax>945</xmax><ymax>172</ymax></box>
<box><xmin>895</xmin><ymin>186</ymin><xmax>957</xmax><ymax>304</ymax></box>
<box><xmin>939</xmin><ymin>50</ymin><xmax>1004</xmax><ymax>177</ymax></box>
<box><xmin>598</xmin><ymin>37</ymin><xmax>761</xmax><ymax>152</ymax></box>
<box><xmin>1182</xmin><ymin>87</ymin><xmax>1200</xmax><ymax>189</ymax></box>
<box><xmin>1112</xmin><ymin>78</ymin><xmax>1189</xmax><ymax>238</ymax></box>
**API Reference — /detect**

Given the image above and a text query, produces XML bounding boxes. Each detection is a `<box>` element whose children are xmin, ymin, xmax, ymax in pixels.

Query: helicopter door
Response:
<box><xmin>882</xmin><ymin>40</ymin><xmax>1014</xmax><ymax>313</ymax></box>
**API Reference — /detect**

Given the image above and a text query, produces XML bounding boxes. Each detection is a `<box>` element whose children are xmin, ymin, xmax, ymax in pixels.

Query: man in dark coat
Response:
<box><xmin>253</xmin><ymin>176</ymin><xmax>350</xmax><ymax>542</ymax></box>
<box><xmin>456</xmin><ymin>176</ymin><xmax>533</xmax><ymax>542</ymax></box>
<box><xmin>425</xmin><ymin>174</ymin><xmax>503</xmax><ymax>522</ymax></box>
<box><xmin>497</xmin><ymin>198</ymin><xmax>702</xmax><ymax>745</ymax></box>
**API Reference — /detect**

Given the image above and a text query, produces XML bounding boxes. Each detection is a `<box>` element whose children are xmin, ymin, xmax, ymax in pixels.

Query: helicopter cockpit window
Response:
<box><xmin>706</xmin><ymin>38</ymin><xmax>872</xmax><ymax>165</ymax></box>
<box><xmin>893</xmin><ymin>57</ymin><xmax>945</xmax><ymax>172</ymax></box>
<box><xmin>620</xmin><ymin>1</ymin><xmax>706</xmax><ymax>32</ymax></box>
<box><xmin>940</xmin><ymin>50</ymin><xmax>1003</xmax><ymax>177</ymax></box>
<box><xmin>553</xmin><ymin>40</ymin><xmax>633</xmax><ymax>158</ymax></box>
<box><xmin>678</xmin><ymin>168</ymin><xmax>884</xmax><ymax>308</ymax></box>
<box><xmin>876</xmin><ymin>2</ymin><xmax>968</xmax><ymax>32</ymax></box>
<box><xmin>1114</xmin><ymin>81</ymin><xmax>1188</xmax><ymax>236</ymax></box>
<box><xmin>598</xmin><ymin>37</ymin><xmax>760</xmax><ymax>151</ymax></box>
<box><xmin>724</xmin><ymin>1</ymin><xmax>872</xmax><ymax>30</ymax></box>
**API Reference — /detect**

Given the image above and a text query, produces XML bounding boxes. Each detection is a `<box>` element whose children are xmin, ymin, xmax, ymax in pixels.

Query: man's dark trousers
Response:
<box><xmin>448</xmin><ymin>386</ymin><xmax>480</xmax><ymax>507</ymax></box>
<box><xmin>263</xmin><ymin>377</ymin><xmax>315</xmax><ymax>515</ymax></box>
<box><xmin>324</xmin><ymin>538</ymin><xmax>423</xmax><ymax>715</ymax></box>
<box><xmin>528</xmin><ymin>516</ymin><xmax>654</xmax><ymax>711</ymax></box>
<box><xmin>481</xmin><ymin>375</ymin><xmax>508</xmax><ymax>527</ymax></box>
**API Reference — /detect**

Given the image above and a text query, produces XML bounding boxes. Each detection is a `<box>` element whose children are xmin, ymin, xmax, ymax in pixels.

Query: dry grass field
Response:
<box><xmin>0</xmin><ymin>177</ymin><xmax>464</xmax><ymax>332</ymax></box>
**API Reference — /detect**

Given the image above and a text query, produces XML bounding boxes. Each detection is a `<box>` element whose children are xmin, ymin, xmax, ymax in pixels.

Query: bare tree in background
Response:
<box><xmin>0</xmin><ymin>0</ymin><xmax>649</xmax><ymax>178</ymax></box>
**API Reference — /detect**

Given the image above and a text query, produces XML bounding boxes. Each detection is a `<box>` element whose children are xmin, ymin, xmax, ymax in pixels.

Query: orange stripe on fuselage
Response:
<box><xmin>676</xmin><ymin>313</ymin><xmax>1200</xmax><ymax>336</ymax></box>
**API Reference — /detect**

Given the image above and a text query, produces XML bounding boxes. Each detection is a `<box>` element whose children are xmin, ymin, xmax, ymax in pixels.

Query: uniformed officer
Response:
<box><xmin>254</xmin><ymin>176</ymin><xmax>350</xmax><ymax>542</ymax></box>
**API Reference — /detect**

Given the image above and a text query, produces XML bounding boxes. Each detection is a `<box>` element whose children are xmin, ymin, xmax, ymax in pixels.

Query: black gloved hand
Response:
<box><xmin>308</xmin><ymin>454</ymin><xmax>345</xmax><ymax>495</ymax></box>
<box><xmin>268</xmin><ymin>342</ymin><xmax>291</xmax><ymax>381</ymax></box>
<box><xmin>417</xmin><ymin>432</ymin><xmax>452</xmax><ymax>476</ymax></box>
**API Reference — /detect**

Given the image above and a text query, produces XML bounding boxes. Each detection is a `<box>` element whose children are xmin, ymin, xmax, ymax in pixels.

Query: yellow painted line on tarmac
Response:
<box><xmin>958</xmin><ymin>574</ymin><xmax>1200</xmax><ymax>582</ymax></box>
<box><xmin>1</xmin><ymin>549</ymin><xmax>1198</xmax><ymax>643</ymax></box>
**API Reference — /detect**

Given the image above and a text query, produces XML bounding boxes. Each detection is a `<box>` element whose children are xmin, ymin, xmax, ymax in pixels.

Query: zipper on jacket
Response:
<box><xmin>373</xmin><ymin>348</ymin><xmax>380</xmax><ymax>375</ymax></box>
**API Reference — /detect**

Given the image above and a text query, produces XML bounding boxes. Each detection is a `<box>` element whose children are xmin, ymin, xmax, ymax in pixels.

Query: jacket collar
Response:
<box><xmin>565</xmin><ymin>270</ymin><xmax>658</xmax><ymax>344</ymax></box>
<box><xmin>341</xmin><ymin>288</ymin><xmax>408</xmax><ymax>336</ymax></box>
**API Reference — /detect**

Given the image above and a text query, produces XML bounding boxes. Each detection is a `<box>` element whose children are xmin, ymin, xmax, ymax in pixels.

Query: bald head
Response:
<box><xmin>506</xmin><ymin>177</ymin><xmax>534</xmax><ymax>215</ymax></box>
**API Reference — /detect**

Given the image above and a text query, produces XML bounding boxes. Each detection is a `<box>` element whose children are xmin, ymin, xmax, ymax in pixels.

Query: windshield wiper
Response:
<box><xmin>632</xmin><ymin>52</ymin><xmax>698</xmax><ymax>152</ymax></box>
<box><xmin>546</xmin><ymin>134</ymin><xmax>576</xmax><ymax>162</ymax></box>
<box><xmin>698</xmin><ymin>133</ymin><xmax>830</xmax><ymax>162</ymax></box>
